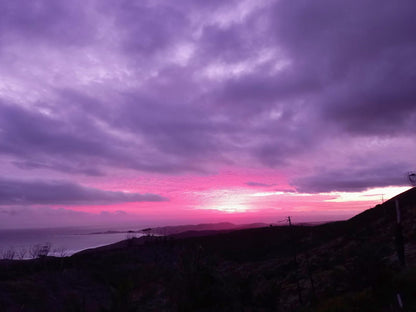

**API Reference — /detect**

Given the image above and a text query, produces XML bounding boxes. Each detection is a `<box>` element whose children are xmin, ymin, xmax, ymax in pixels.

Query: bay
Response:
<box><xmin>0</xmin><ymin>226</ymin><xmax>144</xmax><ymax>258</ymax></box>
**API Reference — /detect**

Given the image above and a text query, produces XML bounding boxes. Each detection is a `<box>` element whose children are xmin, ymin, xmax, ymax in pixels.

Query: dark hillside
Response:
<box><xmin>1</xmin><ymin>188</ymin><xmax>416</xmax><ymax>311</ymax></box>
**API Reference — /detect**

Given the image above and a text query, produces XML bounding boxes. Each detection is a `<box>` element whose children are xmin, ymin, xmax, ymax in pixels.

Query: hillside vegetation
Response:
<box><xmin>1</xmin><ymin>188</ymin><xmax>416</xmax><ymax>311</ymax></box>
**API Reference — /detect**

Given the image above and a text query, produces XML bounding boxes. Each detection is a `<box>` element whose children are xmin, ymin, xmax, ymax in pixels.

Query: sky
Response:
<box><xmin>0</xmin><ymin>0</ymin><xmax>415</xmax><ymax>229</ymax></box>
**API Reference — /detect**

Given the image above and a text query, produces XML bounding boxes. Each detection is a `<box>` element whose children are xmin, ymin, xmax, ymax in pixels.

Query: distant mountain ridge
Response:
<box><xmin>147</xmin><ymin>222</ymin><xmax>269</xmax><ymax>235</ymax></box>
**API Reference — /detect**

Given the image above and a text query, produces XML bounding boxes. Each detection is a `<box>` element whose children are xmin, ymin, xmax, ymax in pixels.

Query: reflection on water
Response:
<box><xmin>0</xmin><ymin>226</ymin><xmax>144</xmax><ymax>257</ymax></box>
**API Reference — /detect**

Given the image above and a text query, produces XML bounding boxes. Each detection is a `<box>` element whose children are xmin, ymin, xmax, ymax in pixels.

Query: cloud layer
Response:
<box><xmin>0</xmin><ymin>0</ymin><xmax>415</xmax><ymax>224</ymax></box>
<box><xmin>0</xmin><ymin>178</ymin><xmax>167</xmax><ymax>205</ymax></box>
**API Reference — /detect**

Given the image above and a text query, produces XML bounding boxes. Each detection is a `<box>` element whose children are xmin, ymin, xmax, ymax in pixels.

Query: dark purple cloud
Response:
<box><xmin>292</xmin><ymin>162</ymin><xmax>411</xmax><ymax>193</ymax></box>
<box><xmin>0</xmin><ymin>100</ymin><xmax>210</xmax><ymax>174</ymax></box>
<box><xmin>0</xmin><ymin>178</ymin><xmax>167</xmax><ymax>205</ymax></box>
<box><xmin>12</xmin><ymin>160</ymin><xmax>104</xmax><ymax>177</ymax></box>
<box><xmin>0</xmin><ymin>206</ymin><xmax>142</xmax><ymax>229</ymax></box>
<box><xmin>100</xmin><ymin>1</ymin><xmax>189</xmax><ymax>56</ymax></box>
<box><xmin>245</xmin><ymin>182</ymin><xmax>275</xmax><ymax>188</ymax></box>
<box><xmin>270</xmin><ymin>0</ymin><xmax>416</xmax><ymax>135</ymax></box>
<box><xmin>0</xmin><ymin>0</ymin><xmax>95</xmax><ymax>48</ymax></box>
<box><xmin>0</xmin><ymin>102</ymin><xmax>110</xmax><ymax>159</ymax></box>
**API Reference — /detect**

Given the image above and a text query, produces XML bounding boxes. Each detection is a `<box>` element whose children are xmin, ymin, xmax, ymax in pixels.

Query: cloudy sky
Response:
<box><xmin>0</xmin><ymin>0</ymin><xmax>415</xmax><ymax>228</ymax></box>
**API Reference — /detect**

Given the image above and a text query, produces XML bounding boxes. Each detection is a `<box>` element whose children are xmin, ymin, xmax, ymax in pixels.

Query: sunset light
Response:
<box><xmin>1</xmin><ymin>1</ymin><xmax>416</xmax><ymax>310</ymax></box>
<box><xmin>0</xmin><ymin>0</ymin><xmax>414</xmax><ymax>230</ymax></box>
<box><xmin>198</xmin><ymin>189</ymin><xmax>255</xmax><ymax>213</ymax></box>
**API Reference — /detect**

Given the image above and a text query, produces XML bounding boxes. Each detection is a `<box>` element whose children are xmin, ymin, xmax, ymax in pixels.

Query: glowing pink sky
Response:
<box><xmin>0</xmin><ymin>0</ymin><xmax>415</xmax><ymax>228</ymax></box>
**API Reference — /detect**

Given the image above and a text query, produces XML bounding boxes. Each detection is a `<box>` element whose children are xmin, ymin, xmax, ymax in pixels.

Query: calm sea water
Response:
<box><xmin>0</xmin><ymin>226</ymin><xmax>144</xmax><ymax>257</ymax></box>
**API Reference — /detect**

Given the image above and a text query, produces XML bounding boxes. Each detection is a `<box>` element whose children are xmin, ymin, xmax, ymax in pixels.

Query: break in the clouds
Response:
<box><xmin>0</xmin><ymin>0</ymin><xmax>415</xmax><ymax>225</ymax></box>
<box><xmin>0</xmin><ymin>178</ymin><xmax>167</xmax><ymax>206</ymax></box>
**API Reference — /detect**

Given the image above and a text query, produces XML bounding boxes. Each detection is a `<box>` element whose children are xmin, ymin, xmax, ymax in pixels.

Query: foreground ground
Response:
<box><xmin>1</xmin><ymin>188</ymin><xmax>416</xmax><ymax>311</ymax></box>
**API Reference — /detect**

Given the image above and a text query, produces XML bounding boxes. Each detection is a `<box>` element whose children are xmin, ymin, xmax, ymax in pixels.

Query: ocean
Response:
<box><xmin>0</xmin><ymin>226</ymin><xmax>144</xmax><ymax>258</ymax></box>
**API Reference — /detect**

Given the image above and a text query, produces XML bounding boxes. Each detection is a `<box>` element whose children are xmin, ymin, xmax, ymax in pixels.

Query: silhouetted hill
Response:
<box><xmin>1</xmin><ymin>188</ymin><xmax>416</xmax><ymax>311</ymax></box>
<box><xmin>144</xmin><ymin>222</ymin><xmax>269</xmax><ymax>236</ymax></box>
